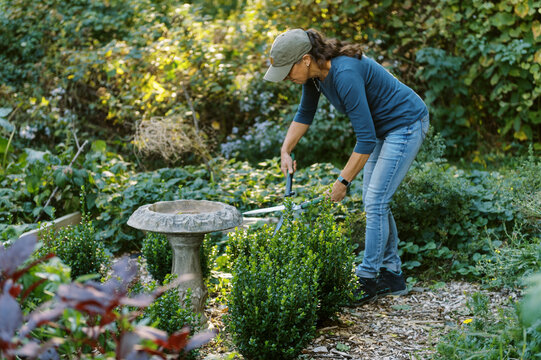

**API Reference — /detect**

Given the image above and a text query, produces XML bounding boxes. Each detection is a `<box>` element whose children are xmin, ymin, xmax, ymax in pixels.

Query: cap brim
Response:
<box><xmin>264</xmin><ymin>63</ymin><xmax>293</xmax><ymax>82</ymax></box>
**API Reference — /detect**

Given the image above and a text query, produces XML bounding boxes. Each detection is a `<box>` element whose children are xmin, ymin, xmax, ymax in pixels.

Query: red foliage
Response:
<box><xmin>0</xmin><ymin>235</ymin><xmax>216</xmax><ymax>359</ymax></box>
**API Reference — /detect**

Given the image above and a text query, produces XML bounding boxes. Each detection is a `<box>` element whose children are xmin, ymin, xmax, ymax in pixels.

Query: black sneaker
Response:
<box><xmin>352</xmin><ymin>276</ymin><xmax>378</xmax><ymax>305</ymax></box>
<box><xmin>376</xmin><ymin>268</ymin><xmax>408</xmax><ymax>297</ymax></box>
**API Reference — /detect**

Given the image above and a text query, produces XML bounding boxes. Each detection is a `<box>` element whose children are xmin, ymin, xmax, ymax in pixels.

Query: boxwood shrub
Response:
<box><xmin>227</xmin><ymin>199</ymin><xmax>355</xmax><ymax>358</ymax></box>
<box><xmin>141</xmin><ymin>232</ymin><xmax>173</xmax><ymax>284</ymax></box>
<box><xmin>142</xmin><ymin>231</ymin><xmax>215</xmax><ymax>284</ymax></box>
<box><xmin>139</xmin><ymin>274</ymin><xmax>202</xmax><ymax>335</ymax></box>
<box><xmin>39</xmin><ymin>214</ymin><xmax>110</xmax><ymax>280</ymax></box>
<box><xmin>302</xmin><ymin>199</ymin><xmax>356</xmax><ymax>320</ymax></box>
<box><xmin>227</xmin><ymin>219</ymin><xmax>319</xmax><ymax>360</ymax></box>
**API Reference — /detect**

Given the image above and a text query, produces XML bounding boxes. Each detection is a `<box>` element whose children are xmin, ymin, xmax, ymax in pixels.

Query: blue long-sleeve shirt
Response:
<box><xmin>293</xmin><ymin>55</ymin><xmax>428</xmax><ymax>154</ymax></box>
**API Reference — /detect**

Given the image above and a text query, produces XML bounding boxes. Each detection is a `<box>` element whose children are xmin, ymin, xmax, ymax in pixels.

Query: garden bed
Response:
<box><xmin>200</xmin><ymin>280</ymin><xmax>520</xmax><ymax>359</ymax></box>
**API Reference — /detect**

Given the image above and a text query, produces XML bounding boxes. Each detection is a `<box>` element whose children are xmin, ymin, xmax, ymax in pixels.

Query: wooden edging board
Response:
<box><xmin>17</xmin><ymin>212</ymin><xmax>82</xmax><ymax>242</ymax></box>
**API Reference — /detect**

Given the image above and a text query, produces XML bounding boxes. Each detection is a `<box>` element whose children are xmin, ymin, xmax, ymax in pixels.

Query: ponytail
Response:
<box><xmin>305</xmin><ymin>29</ymin><xmax>363</xmax><ymax>67</ymax></box>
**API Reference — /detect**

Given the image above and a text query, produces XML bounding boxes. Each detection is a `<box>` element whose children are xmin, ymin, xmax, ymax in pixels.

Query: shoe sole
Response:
<box><xmin>349</xmin><ymin>290</ymin><xmax>408</xmax><ymax>307</ymax></box>
<box><xmin>378</xmin><ymin>289</ymin><xmax>408</xmax><ymax>297</ymax></box>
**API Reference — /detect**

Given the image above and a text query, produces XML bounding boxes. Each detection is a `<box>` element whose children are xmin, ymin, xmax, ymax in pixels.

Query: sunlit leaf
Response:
<box><xmin>514</xmin><ymin>2</ymin><xmax>529</xmax><ymax>18</ymax></box>
<box><xmin>533</xmin><ymin>21</ymin><xmax>541</xmax><ymax>39</ymax></box>
<box><xmin>0</xmin><ymin>108</ymin><xmax>12</xmax><ymax>119</ymax></box>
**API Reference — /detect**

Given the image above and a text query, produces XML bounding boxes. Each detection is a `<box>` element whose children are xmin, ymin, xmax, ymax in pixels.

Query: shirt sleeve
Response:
<box><xmin>292</xmin><ymin>80</ymin><xmax>320</xmax><ymax>125</ymax></box>
<box><xmin>334</xmin><ymin>69</ymin><xmax>376</xmax><ymax>154</ymax></box>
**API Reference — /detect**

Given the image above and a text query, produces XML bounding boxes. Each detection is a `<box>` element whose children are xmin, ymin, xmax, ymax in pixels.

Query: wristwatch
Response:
<box><xmin>337</xmin><ymin>175</ymin><xmax>351</xmax><ymax>188</ymax></box>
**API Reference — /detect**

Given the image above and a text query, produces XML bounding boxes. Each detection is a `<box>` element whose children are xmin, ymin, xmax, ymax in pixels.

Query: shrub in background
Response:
<box><xmin>137</xmin><ymin>274</ymin><xmax>202</xmax><ymax>336</ymax></box>
<box><xmin>506</xmin><ymin>146</ymin><xmax>541</xmax><ymax>234</ymax></box>
<box><xmin>142</xmin><ymin>232</ymin><xmax>173</xmax><ymax>284</ymax></box>
<box><xmin>391</xmin><ymin>161</ymin><xmax>515</xmax><ymax>277</ymax></box>
<box><xmin>142</xmin><ymin>231</ymin><xmax>216</xmax><ymax>284</ymax></box>
<box><xmin>227</xmin><ymin>209</ymin><xmax>319</xmax><ymax>360</ymax></box>
<box><xmin>39</xmin><ymin>214</ymin><xmax>110</xmax><ymax>280</ymax></box>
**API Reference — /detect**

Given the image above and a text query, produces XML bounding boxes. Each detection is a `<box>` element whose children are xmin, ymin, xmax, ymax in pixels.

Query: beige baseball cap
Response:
<box><xmin>264</xmin><ymin>29</ymin><xmax>312</xmax><ymax>82</ymax></box>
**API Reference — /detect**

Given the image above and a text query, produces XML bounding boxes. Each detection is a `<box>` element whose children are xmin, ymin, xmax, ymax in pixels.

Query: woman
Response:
<box><xmin>264</xmin><ymin>28</ymin><xmax>429</xmax><ymax>304</ymax></box>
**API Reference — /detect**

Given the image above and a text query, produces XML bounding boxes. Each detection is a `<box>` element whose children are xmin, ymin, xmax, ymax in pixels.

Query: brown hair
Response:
<box><xmin>305</xmin><ymin>28</ymin><xmax>363</xmax><ymax>67</ymax></box>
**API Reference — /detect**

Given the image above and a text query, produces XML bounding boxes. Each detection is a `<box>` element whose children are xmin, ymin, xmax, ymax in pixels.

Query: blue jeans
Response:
<box><xmin>356</xmin><ymin>114</ymin><xmax>429</xmax><ymax>278</ymax></box>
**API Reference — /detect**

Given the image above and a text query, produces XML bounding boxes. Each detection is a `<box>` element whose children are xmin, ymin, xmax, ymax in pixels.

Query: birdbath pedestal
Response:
<box><xmin>127</xmin><ymin>200</ymin><xmax>242</xmax><ymax>325</ymax></box>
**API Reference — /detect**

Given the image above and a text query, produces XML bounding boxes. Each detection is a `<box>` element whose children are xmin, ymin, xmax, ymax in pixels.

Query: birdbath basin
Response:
<box><xmin>127</xmin><ymin>200</ymin><xmax>242</xmax><ymax>325</ymax></box>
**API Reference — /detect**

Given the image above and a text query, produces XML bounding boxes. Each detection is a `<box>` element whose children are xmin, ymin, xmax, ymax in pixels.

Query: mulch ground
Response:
<box><xmin>199</xmin><ymin>280</ymin><xmax>520</xmax><ymax>360</ymax></box>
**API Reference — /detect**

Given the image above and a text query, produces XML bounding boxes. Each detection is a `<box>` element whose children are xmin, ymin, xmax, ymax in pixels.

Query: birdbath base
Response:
<box><xmin>168</xmin><ymin>233</ymin><xmax>208</xmax><ymax>324</ymax></box>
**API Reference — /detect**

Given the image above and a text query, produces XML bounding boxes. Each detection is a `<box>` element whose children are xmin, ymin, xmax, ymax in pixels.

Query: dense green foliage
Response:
<box><xmin>435</xmin><ymin>277</ymin><xmax>541</xmax><ymax>359</ymax></box>
<box><xmin>227</xmin><ymin>200</ymin><xmax>355</xmax><ymax>357</ymax></box>
<box><xmin>141</xmin><ymin>232</ymin><xmax>173</xmax><ymax>284</ymax></box>
<box><xmin>1</xmin><ymin>0</ymin><xmax>540</xmax><ymax>356</ymax></box>
<box><xmin>393</xmin><ymin>163</ymin><xmax>516</xmax><ymax>275</ymax></box>
<box><xmin>388</xmin><ymin>139</ymin><xmax>541</xmax><ymax>277</ymax></box>
<box><xmin>1</xmin><ymin>0</ymin><xmax>538</xmax><ymax>168</ymax></box>
<box><xmin>266</xmin><ymin>0</ymin><xmax>541</xmax><ymax>156</ymax></box>
<box><xmin>141</xmin><ymin>231</ymin><xmax>215</xmax><ymax>283</ymax></box>
<box><xmin>299</xmin><ymin>199</ymin><xmax>357</xmax><ymax>320</ymax></box>
<box><xmin>0</xmin><ymin>141</ymin><xmax>88</xmax><ymax>235</ymax></box>
<box><xmin>227</xmin><ymin>206</ymin><xmax>320</xmax><ymax>359</ymax></box>
<box><xmin>38</xmin><ymin>215</ymin><xmax>110</xmax><ymax>280</ymax></box>
<box><xmin>135</xmin><ymin>275</ymin><xmax>202</xmax><ymax>335</ymax></box>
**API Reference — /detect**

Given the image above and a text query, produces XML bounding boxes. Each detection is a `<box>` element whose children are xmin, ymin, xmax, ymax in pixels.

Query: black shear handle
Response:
<box><xmin>285</xmin><ymin>153</ymin><xmax>295</xmax><ymax>197</ymax></box>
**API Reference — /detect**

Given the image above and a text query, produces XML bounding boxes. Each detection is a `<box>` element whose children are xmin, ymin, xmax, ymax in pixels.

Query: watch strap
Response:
<box><xmin>337</xmin><ymin>175</ymin><xmax>351</xmax><ymax>187</ymax></box>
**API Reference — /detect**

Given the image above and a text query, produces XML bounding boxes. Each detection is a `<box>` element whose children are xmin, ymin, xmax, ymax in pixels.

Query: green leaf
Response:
<box><xmin>25</xmin><ymin>149</ymin><xmax>49</xmax><ymax>164</ymax></box>
<box><xmin>336</xmin><ymin>343</ymin><xmax>351</xmax><ymax>351</ymax></box>
<box><xmin>0</xmin><ymin>118</ymin><xmax>14</xmax><ymax>133</ymax></box>
<box><xmin>54</xmin><ymin>169</ymin><xmax>69</xmax><ymax>188</ymax></box>
<box><xmin>0</xmin><ymin>108</ymin><xmax>12</xmax><ymax>118</ymax></box>
<box><xmin>26</xmin><ymin>175</ymin><xmax>40</xmax><ymax>194</ymax></box>
<box><xmin>43</xmin><ymin>206</ymin><xmax>55</xmax><ymax>218</ymax></box>
<box><xmin>491</xmin><ymin>13</ymin><xmax>515</xmax><ymax>28</ymax></box>
<box><xmin>91</xmin><ymin>140</ymin><xmax>107</xmax><ymax>153</ymax></box>
<box><xmin>0</xmin><ymin>137</ymin><xmax>10</xmax><ymax>154</ymax></box>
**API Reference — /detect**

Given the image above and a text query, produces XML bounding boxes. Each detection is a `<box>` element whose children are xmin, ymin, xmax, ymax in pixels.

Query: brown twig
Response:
<box><xmin>35</xmin><ymin>130</ymin><xmax>88</xmax><ymax>223</ymax></box>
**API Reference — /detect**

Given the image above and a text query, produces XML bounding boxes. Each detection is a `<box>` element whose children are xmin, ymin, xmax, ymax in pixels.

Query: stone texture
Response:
<box><xmin>127</xmin><ymin>200</ymin><xmax>242</xmax><ymax>326</ymax></box>
<box><xmin>127</xmin><ymin>200</ymin><xmax>242</xmax><ymax>234</ymax></box>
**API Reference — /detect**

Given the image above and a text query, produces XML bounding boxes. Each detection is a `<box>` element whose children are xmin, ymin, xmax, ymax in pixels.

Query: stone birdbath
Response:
<box><xmin>127</xmin><ymin>200</ymin><xmax>242</xmax><ymax>325</ymax></box>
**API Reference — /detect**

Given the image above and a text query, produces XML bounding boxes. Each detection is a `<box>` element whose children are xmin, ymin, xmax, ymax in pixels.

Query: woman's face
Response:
<box><xmin>285</xmin><ymin>61</ymin><xmax>309</xmax><ymax>84</ymax></box>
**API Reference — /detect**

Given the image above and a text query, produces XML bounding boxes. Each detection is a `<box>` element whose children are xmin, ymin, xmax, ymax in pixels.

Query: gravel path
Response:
<box><xmin>201</xmin><ymin>281</ymin><xmax>519</xmax><ymax>360</ymax></box>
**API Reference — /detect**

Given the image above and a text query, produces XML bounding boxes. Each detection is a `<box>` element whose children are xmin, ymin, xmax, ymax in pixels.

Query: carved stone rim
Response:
<box><xmin>127</xmin><ymin>199</ymin><xmax>243</xmax><ymax>234</ymax></box>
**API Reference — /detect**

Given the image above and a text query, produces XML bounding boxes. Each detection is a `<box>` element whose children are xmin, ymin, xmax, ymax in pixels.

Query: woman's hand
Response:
<box><xmin>330</xmin><ymin>180</ymin><xmax>347</xmax><ymax>202</ymax></box>
<box><xmin>280</xmin><ymin>152</ymin><xmax>297</xmax><ymax>176</ymax></box>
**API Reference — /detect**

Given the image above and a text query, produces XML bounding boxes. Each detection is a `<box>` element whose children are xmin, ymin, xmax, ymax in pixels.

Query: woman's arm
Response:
<box><xmin>280</xmin><ymin>121</ymin><xmax>310</xmax><ymax>175</ymax></box>
<box><xmin>330</xmin><ymin>151</ymin><xmax>369</xmax><ymax>202</ymax></box>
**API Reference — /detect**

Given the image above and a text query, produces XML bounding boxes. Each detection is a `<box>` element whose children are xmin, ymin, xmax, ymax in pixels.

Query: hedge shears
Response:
<box><xmin>242</xmin><ymin>155</ymin><xmax>322</xmax><ymax>235</ymax></box>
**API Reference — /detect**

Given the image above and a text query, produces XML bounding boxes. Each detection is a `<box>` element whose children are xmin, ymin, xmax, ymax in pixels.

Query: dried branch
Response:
<box><xmin>35</xmin><ymin>131</ymin><xmax>88</xmax><ymax>223</ymax></box>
